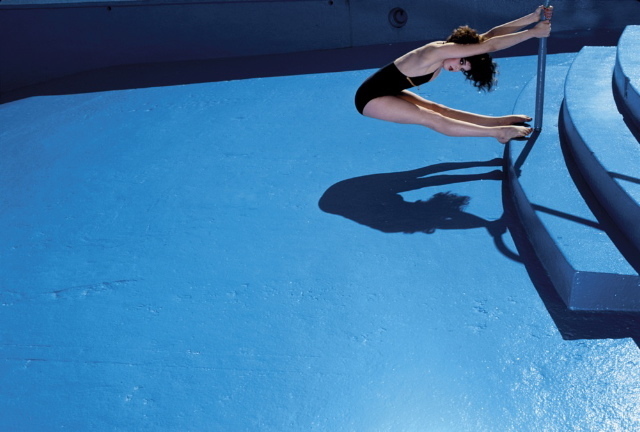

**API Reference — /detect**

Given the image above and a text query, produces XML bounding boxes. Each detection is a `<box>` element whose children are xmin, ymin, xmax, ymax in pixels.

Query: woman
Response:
<box><xmin>355</xmin><ymin>6</ymin><xmax>553</xmax><ymax>143</ymax></box>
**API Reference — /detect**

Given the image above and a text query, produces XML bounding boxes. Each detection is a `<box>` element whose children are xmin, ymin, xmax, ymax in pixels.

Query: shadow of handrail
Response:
<box><xmin>513</xmin><ymin>129</ymin><xmax>541</xmax><ymax>177</ymax></box>
<box><xmin>530</xmin><ymin>203</ymin><xmax>602</xmax><ymax>230</ymax></box>
<box><xmin>609</xmin><ymin>171</ymin><xmax>640</xmax><ymax>186</ymax></box>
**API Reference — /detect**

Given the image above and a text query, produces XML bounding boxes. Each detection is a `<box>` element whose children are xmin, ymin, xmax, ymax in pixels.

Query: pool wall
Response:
<box><xmin>1</xmin><ymin>0</ymin><xmax>638</xmax><ymax>96</ymax></box>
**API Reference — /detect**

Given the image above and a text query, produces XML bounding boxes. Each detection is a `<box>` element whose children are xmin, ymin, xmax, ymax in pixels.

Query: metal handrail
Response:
<box><xmin>514</xmin><ymin>2</ymin><xmax>551</xmax><ymax>176</ymax></box>
<box><xmin>534</xmin><ymin>1</ymin><xmax>552</xmax><ymax>131</ymax></box>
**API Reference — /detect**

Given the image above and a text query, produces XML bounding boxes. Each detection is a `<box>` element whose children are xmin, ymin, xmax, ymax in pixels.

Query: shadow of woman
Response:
<box><xmin>319</xmin><ymin>159</ymin><xmax>508</xmax><ymax>236</ymax></box>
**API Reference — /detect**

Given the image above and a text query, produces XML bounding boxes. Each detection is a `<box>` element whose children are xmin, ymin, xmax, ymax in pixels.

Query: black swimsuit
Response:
<box><xmin>354</xmin><ymin>62</ymin><xmax>435</xmax><ymax>114</ymax></box>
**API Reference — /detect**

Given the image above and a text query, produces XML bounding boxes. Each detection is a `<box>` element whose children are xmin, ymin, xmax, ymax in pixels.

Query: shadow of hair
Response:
<box><xmin>319</xmin><ymin>159</ymin><xmax>504</xmax><ymax>235</ymax></box>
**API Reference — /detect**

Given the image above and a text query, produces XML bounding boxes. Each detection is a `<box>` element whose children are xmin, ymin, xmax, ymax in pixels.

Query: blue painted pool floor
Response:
<box><xmin>1</xmin><ymin>53</ymin><xmax>639</xmax><ymax>431</ymax></box>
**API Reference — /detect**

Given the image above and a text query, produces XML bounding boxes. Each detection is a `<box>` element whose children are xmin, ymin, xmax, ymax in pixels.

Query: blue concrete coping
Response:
<box><xmin>506</xmin><ymin>61</ymin><xmax>640</xmax><ymax>311</ymax></box>
<box><xmin>614</xmin><ymin>26</ymin><xmax>640</xmax><ymax>132</ymax></box>
<box><xmin>562</xmin><ymin>46</ymin><xmax>640</xmax><ymax>253</ymax></box>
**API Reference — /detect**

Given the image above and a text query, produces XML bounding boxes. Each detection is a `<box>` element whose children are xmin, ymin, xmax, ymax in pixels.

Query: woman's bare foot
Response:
<box><xmin>496</xmin><ymin>125</ymin><xmax>532</xmax><ymax>144</ymax></box>
<box><xmin>497</xmin><ymin>114</ymin><xmax>532</xmax><ymax>126</ymax></box>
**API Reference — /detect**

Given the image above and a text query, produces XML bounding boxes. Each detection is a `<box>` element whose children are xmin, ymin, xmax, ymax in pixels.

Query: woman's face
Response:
<box><xmin>443</xmin><ymin>58</ymin><xmax>471</xmax><ymax>73</ymax></box>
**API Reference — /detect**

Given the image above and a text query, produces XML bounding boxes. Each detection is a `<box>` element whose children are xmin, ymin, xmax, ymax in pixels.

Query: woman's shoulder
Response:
<box><xmin>415</xmin><ymin>40</ymin><xmax>447</xmax><ymax>53</ymax></box>
<box><xmin>398</xmin><ymin>41</ymin><xmax>445</xmax><ymax>62</ymax></box>
<box><xmin>395</xmin><ymin>42</ymin><xmax>445</xmax><ymax>73</ymax></box>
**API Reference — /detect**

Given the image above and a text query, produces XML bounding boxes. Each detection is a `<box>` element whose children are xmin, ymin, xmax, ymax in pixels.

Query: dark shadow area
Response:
<box><xmin>504</xmin><ymin>151</ymin><xmax>640</xmax><ymax>349</ymax></box>
<box><xmin>0</xmin><ymin>42</ymin><xmax>418</xmax><ymax>104</ymax></box>
<box><xmin>319</xmin><ymin>158</ymin><xmax>521</xmax><ymax>263</ymax></box>
<box><xmin>0</xmin><ymin>28</ymin><xmax>626</xmax><ymax>104</ymax></box>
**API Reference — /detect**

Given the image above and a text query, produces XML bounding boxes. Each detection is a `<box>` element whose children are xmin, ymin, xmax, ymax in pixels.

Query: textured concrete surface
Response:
<box><xmin>2</xmin><ymin>52</ymin><xmax>640</xmax><ymax>430</ymax></box>
<box><xmin>1</xmin><ymin>54</ymin><xmax>640</xmax><ymax>431</ymax></box>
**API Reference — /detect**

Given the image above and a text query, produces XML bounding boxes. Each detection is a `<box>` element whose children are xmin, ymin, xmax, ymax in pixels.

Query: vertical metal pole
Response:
<box><xmin>533</xmin><ymin>1</ymin><xmax>551</xmax><ymax>131</ymax></box>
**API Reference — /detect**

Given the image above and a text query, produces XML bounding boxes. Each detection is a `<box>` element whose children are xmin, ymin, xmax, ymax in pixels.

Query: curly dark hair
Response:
<box><xmin>446</xmin><ymin>25</ymin><xmax>498</xmax><ymax>92</ymax></box>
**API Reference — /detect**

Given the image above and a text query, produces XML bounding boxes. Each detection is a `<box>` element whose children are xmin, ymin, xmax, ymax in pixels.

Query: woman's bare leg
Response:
<box><xmin>363</xmin><ymin>95</ymin><xmax>531</xmax><ymax>144</ymax></box>
<box><xmin>398</xmin><ymin>91</ymin><xmax>531</xmax><ymax>127</ymax></box>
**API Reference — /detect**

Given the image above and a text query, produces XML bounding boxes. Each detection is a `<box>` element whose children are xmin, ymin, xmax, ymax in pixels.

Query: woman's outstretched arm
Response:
<box><xmin>481</xmin><ymin>5</ymin><xmax>553</xmax><ymax>40</ymax></box>
<box><xmin>431</xmin><ymin>19</ymin><xmax>551</xmax><ymax>60</ymax></box>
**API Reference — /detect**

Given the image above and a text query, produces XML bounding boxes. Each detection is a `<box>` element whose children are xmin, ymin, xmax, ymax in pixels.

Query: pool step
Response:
<box><xmin>561</xmin><ymin>46</ymin><xmax>640</xmax><ymax>257</ymax></box>
<box><xmin>613</xmin><ymin>26</ymin><xmax>640</xmax><ymax>134</ymax></box>
<box><xmin>505</xmin><ymin>53</ymin><xmax>640</xmax><ymax>311</ymax></box>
